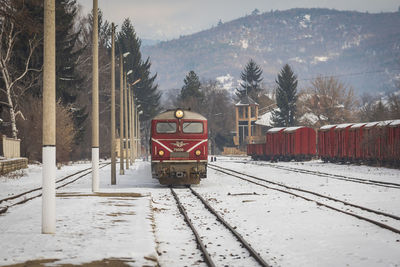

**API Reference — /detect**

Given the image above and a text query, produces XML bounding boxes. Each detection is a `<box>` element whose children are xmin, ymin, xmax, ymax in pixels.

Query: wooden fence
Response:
<box><xmin>1</xmin><ymin>135</ymin><xmax>20</xmax><ymax>158</ymax></box>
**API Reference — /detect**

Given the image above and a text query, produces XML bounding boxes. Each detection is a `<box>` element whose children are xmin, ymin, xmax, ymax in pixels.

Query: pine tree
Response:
<box><xmin>117</xmin><ymin>18</ymin><xmax>160</xmax><ymax>122</ymax></box>
<box><xmin>180</xmin><ymin>71</ymin><xmax>202</xmax><ymax>100</ymax></box>
<box><xmin>272</xmin><ymin>64</ymin><xmax>298</xmax><ymax>127</ymax></box>
<box><xmin>1</xmin><ymin>0</ymin><xmax>87</xmax><ymax>140</ymax></box>
<box><xmin>236</xmin><ymin>59</ymin><xmax>263</xmax><ymax>100</ymax></box>
<box><xmin>371</xmin><ymin>100</ymin><xmax>389</xmax><ymax>121</ymax></box>
<box><xmin>55</xmin><ymin>0</ymin><xmax>88</xmax><ymax>143</ymax></box>
<box><xmin>177</xmin><ymin>71</ymin><xmax>204</xmax><ymax>112</ymax></box>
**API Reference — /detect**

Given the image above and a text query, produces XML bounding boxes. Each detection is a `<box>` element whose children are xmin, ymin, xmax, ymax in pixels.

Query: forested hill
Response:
<box><xmin>142</xmin><ymin>8</ymin><xmax>400</xmax><ymax>95</ymax></box>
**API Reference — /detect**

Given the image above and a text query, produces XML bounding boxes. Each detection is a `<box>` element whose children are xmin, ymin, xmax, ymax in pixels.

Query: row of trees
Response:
<box><xmin>0</xmin><ymin>0</ymin><xmax>161</xmax><ymax>162</ymax></box>
<box><xmin>235</xmin><ymin>59</ymin><xmax>399</xmax><ymax>128</ymax></box>
<box><xmin>174</xmin><ymin>71</ymin><xmax>235</xmax><ymax>153</ymax></box>
<box><xmin>171</xmin><ymin>59</ymin><xmax>399</xmax><ymax>151</ymax></box>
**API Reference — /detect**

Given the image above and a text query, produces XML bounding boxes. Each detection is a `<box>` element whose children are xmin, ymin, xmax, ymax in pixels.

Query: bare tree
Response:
<box><xmin>18</xmin><ymin>96</ymin><xmax>76</xmax><ymax>163</ymax></box>
<box><xmin>301</xmin><ymin>76</ymin><xmax>358</xmax><ymax>127</ymax></box>
<box><xmin>388</xmin><ymin>93</ymin><xmax>400</xmax><ymax>119</ymax></box>
<box><xmin>201</xmin><ymin>80</ymin><xmax>234</xmax><ymax>153</ymax></box>
<box><xmin>72</xmin><ymin>9</ymin><xmax>112</xmax><ymax>159</ymax></box>
<box><xmin>0</xmin><ymin>0</ymin><xmax>41</xmax><ymax>138</ymax></box>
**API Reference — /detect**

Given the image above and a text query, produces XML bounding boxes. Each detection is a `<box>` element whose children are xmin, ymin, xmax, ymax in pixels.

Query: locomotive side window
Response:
<box><xmin>156</xmin><ymin>122</ymin><xmax>177</xmax><ymax>133</ymax></box>
<box><xmin>183</xmin><ymin>122</ymin><xmax>203</xmax><ymax>133</ymax></box>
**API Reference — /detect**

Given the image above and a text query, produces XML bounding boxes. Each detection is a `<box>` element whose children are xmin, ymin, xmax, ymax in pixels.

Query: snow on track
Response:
<box><xmin>1</xmin><ymin>157</ymin><xmax>400</xmax><ymax>266</ymax></box>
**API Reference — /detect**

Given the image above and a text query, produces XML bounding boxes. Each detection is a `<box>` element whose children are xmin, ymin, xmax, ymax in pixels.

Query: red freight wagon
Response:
<box><xmin>266</xmin><ymin>127</ymin><xmax>286</xmax><ymax>161</ymax></box>
<box><xmin>376</xmin><ymin>120</ymin><xmax>394</xmax><ymax>163</ymax></box>
<box><xmin>333</xmin><ymin>123</ymin><xmax>353</xmax><ymax>162</ymax></box>
<box><xmin>247</xmin><ymin>144</ymin><xmax>257</xmax><ymax>159</ymax></box>
<box><xmin>283</xmin><ymin>126</ymin><xmax>316</xmax><ymax>161</ymax></box>
<box><xmin>362</xmin><ymin>121</ymin><xmax>379</xmax><ymax>163</ymax></box>
<box><xmin>348</xmin><ymin>123</ymin><xmax>367</xmax><ymax>163</ymax></box>
<box><xmin>318</xmin><ymin>124</ymin><xmax>337</xmax><ymax>162</ymax></box>
<box><xmin>247</xmin><ymin>143</ymin><xmax>265</xmax><ymax>160</ymax></box>
<box><xmin>388</xmin><ymin>120</ymin><xmax>400</xmax><ymax>167</ymax></box>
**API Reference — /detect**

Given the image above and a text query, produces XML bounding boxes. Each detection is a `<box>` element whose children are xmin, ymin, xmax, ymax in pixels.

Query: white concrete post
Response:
<box><xmin>110</xmin><ymin>23</ymin><xmax>116</xmax><ymax>184</ymax></box>
<box><xmin>92</xmin><ymin>0</ymin><xmax>99</xmax><ymax>192</ymax></box>
<box><xmin>42</xmin><ymin>0</ymin><xmax>56</xmax><ymax>234</ymax></box>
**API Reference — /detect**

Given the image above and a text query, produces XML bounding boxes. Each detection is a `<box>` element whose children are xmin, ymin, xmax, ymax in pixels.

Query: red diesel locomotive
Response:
<box><xmin>150</xmin><ymin>109</ymin><xmax>208</xmax><ymax>185</ymax></box>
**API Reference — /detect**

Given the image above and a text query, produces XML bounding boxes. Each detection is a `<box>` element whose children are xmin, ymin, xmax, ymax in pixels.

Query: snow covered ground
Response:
<box><xmin>0</xmin><ymin>157</ymin><xmax>400</xmax><ymax>266</ymax></box>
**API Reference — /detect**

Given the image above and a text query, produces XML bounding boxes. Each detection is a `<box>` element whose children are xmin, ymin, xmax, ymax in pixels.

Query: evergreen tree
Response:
<box><xmin>177</xmin><ymin>70</ymin><xmax>204</xmax><ymax>112</ymax></box>
<box><xmin>55</xmin><ymin>0</ymin><xmax>87</xmax><ymax>143</ymax></box>
<box><xmin>180</xmin><ymin>71</ymin><xmax>202</xmax><ymax>100</ymax></box>
<box><xmin>2</xmin><ymin>0</ymin><xmax>87</xmax><ymax>141</ymax></box>
<box><xmin>371</xmin><ymin>100</ymin><xmax>389</xmax><ymax>121</ymax></box>
<box><xmin>272</xmin><ymin>64</ymin><xmax>298</xmax><ymax>127</ymax></box>
<box><xmin>117</xmin><ymin>18</ymin><xmax>160</xmax><ymax>122</ymax></box>
<box><xmin>236</xmin><ymin>59</ymin><xmax>263</xmax><ymax>100</ymax></box>
<box><xmin>55</xmin><ymin>0</ymin><xmax>84</xmax><ymax>104</ymax></box>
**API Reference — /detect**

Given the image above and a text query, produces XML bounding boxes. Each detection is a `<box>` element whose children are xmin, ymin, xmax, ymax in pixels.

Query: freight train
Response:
<box><xmin>150</xmin><ymin>109</ymin><xmax>208</xmax><ymax>185</ymax></box>
<box><xmin>247</xmin><ymin>120</ymin><xmax>400</xmax><ymax>167</ymax></box>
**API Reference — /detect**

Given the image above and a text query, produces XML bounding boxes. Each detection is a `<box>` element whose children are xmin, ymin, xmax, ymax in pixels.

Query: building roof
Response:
<box><xmin>284</xmin><ymin>126</ymin><xmax>304</xmax><ymax>132</ymax></box>
<box><xmin>350</xmin><ymin>123</ymin><xmax>367</xmax><ymax>129</ymax></box>
<box><xmin>235</xmin><ymin>95</ymin><xmax>259</xmax><ymax>106</ymax></box>
<box><xmin>267</xmin><ymin>127</ymin><xmax>286</xmax><ymax>133</ymax></box>
<box><xmin>320</xmin><ymin>124</ymin><xmax>337</xmax><ymax>130</ymax></box>
<box><xmin>335</xmin><ymin>123</ymin><xmax>354</xmax><ymax>129</ymax></box>
<box><xmin>390</xmin><ymin>119</ymin><xmax>400</xmax><ymax>126</ymax></box>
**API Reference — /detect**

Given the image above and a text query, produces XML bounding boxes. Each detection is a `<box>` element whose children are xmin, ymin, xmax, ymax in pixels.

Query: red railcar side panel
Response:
<box><xmin>317</xmin><ymin>125</ymin><xmax>336</xmax><ymax>161</ymax></box>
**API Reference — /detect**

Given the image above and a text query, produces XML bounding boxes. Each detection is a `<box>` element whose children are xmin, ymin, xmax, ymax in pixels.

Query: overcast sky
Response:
<box><xmin>77</xmin><ymin>0</ymin><xmax>400</xmax><ymax>40</ymax></box>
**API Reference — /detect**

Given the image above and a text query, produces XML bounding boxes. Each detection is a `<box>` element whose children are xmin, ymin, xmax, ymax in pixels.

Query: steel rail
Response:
<box><xmin>170</xmin><ymin>187</ymin><xmax>216</xmax><ymax>267</ymax></box>
<box><xmin>0</xmin><ymin>163</ymin><xmax>110</xmax><ymax>214</ymax></box>
<box><xmin>209</xmin><ymin>164</ymin><xmax>400</xmax><ymax>235</ymax></box>
<box><xmin>211</xmin><ymin>164</ymin><xmax>400</xmax><ymax>221</ymax></box>
<box><xmin>0</xmin><ymin>167</ymin><xmax>92</xmax><ymax>205</ymax></box>
<box><xmin>238</xmin><ymin>160</ymin><xmax>400</xmax><ymax>189</ymax></box>
<box><xmin>189</xmin><ymin>187</ymin><xmax>270</xmax><ymax>267</ymax></box>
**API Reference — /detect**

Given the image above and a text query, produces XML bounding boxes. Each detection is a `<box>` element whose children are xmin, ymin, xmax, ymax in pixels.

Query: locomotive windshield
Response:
<box><xmin>156</xmin><ymin>122</ymin><xmax>177</xmax><ymax>133</ymax></box>
<box><xmin>183</xmin><ymin>122</ymin><xmax>203</xmax><ymax>133</ymax></box>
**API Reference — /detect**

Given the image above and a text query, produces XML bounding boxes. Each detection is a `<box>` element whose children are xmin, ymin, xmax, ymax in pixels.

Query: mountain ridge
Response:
<box><xmin>142</xmin><ymin>8</ymin><xmax>400</xmax><ymax>96</ymax></box>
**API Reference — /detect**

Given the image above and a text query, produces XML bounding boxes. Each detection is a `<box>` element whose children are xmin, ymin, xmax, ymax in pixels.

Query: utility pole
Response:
<box><xmin>124</xmin><ymin>73</ymin><xmax>129</xmax><ymax>169</ymax></box>
<box><xmin>129</xmin><ymin>79</ymin><xmax>140</xmax><ymax>164</ymax></box>
<box><xmin>128</xmin><ymin>85</ymin><xmax>133</xmax><ymax>165</ymax></box>
<box><xmin>42</xmin><ymin>0</ymin><xmax>56</xmax><ymax>234</ymax></box>
<box><xmin>138</xmin><ymin>114</ymin><xmax>141</xmax><ymax>158</ymax></box>
<box><xmin>130</xmin><ymin>86</ymin><xmax>134</xmax><ymax>164</ymax></box>
<box><xmin>92</xmin><ymin>0</ymin><xmax>99</xmax><ymax>192</ymax></box>
<box><xmin>119</xmin><ymin>55</ymin><xmax>124</xmax><ymax>175</ymax></box>
<box><xmin>110</xmin><ymin>23</ymin><xmax>116</xmax><ymax>184</ymax></box>
<box><xmin>134</xmin><ymin>105</ymin><xmax>138</xmax><ymax>159</ymax></box>
<box><xmin>136</xmin><ymin>107</ymin><xmax>140</xmax><ymax>158</ymax></box>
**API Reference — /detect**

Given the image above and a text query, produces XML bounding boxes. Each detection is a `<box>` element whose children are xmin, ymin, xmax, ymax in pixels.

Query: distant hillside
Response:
<box><xmin>142</xmin><ymin>8</ymin><xmax>400</xmax><ymax>96</ymax></box>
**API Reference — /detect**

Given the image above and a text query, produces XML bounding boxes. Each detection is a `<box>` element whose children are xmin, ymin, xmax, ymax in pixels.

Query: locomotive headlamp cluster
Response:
<box><xmin>174</xmin><ymin>109</ymin><xmax>184</xmax><ymax>119</ymax></box>
<box><xmin>158</xmin><ymin>150</ymin><xmax>165</xmax><ymax>156</ymax></box>
<box><xmin>195</xmin><ymin>149</ymin><xmax>201</xmax><ymax>156</ymax></box>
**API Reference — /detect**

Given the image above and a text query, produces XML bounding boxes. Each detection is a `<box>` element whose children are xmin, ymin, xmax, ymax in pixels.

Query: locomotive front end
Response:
<box><xmin>150</xmin><ymin>109</ymin><xmax>208</xmax><ymax>185</ymax></box>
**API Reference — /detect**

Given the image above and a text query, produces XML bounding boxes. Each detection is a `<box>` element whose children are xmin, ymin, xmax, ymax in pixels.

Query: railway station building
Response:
<box><xmin>233</xmin><ymin>95</ymin><xmax>264</xmax><ymax>147</ymax></box>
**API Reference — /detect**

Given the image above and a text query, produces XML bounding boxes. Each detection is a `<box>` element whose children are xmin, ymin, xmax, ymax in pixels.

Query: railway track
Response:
<box><xmin>236</xmin><ymin>160</ymin><xmax>400</xmax><ymax>189</ymax></box>
<box><xmin>170</xmin><ymin>187</ymin><xmax>270</xmax><ymax>267</ymax></box>
<box><xmin>209</xmin><ymin>164</ymin><xmax>400</xmax><ymax>235</ymax></box>
<box><xmin>0</xmin><ymin>162</ymin><xmax>110</xmax><ymax>215</ymax></box>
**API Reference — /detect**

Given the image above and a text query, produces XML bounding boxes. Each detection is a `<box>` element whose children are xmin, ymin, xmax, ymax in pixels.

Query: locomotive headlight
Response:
<box><xmin>158</xmin><ymin>150</ymin><xmax>165</xmax><ymax>156</ymax></box>
<box><xmin>195</xmin><ymin>149</ymin><xmax>201</xmax><ymax>156</ymax></box>
<box><xmin>175</xmin><ymin>109</ymin><xmax>184</xmax><ymax>119</ymax></box>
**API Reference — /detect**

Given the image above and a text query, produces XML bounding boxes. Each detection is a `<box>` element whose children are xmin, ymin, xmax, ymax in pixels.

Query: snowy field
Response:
<box><xmin>0</xmin><ymin>157</ymin><xmax>400</xmax><ymax>266</ymax></box>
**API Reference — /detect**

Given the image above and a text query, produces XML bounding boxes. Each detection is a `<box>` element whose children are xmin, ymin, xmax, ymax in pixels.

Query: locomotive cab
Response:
<box><xmin>150</xmin><ymin>109</ymin><xmax>208</xmax><ymax>185</ymax></box>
